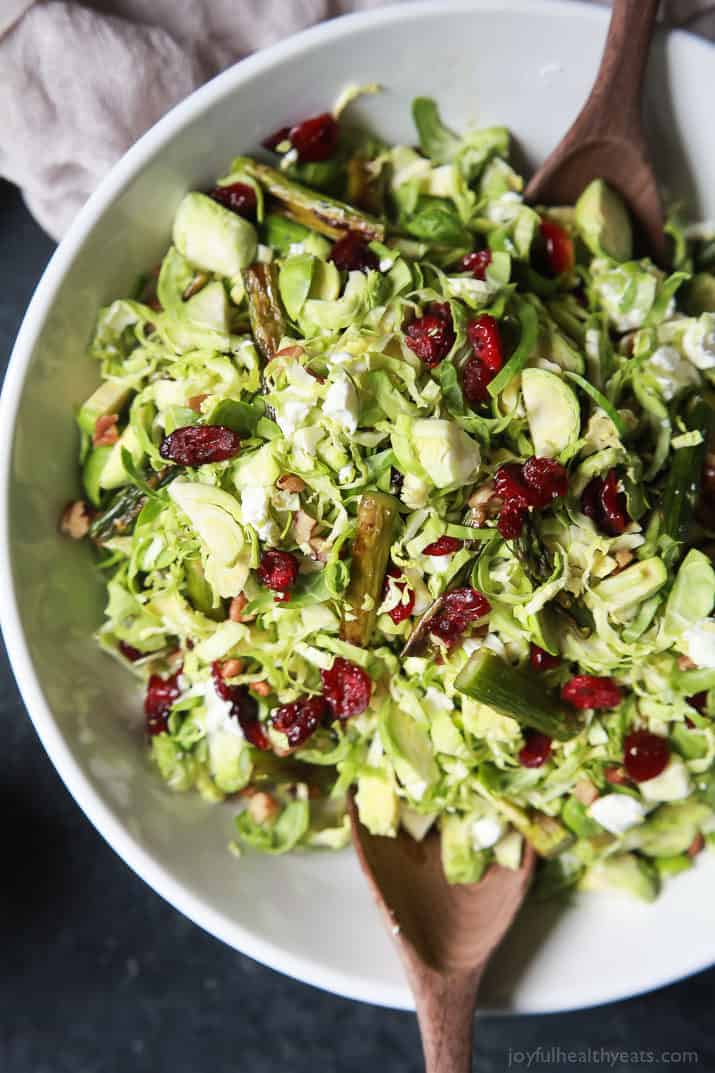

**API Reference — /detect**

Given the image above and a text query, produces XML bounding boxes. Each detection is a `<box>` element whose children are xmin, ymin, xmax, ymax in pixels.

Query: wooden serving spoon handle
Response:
<box><xmin>409</xmin><ymin>965</ymin><xmax>482</xmax><ymax>1073</ymax></box>
<box><xmin>580</xmin><ymin>0</ymin><xmax>660</xmax><ymax>143</ymax></box>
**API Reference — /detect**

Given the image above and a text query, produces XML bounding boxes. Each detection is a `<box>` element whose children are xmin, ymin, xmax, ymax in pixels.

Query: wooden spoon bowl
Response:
<box><xmin>349</xmin><ymin>797</ymin><xmax>535</xmax><ymax>1072</ymax></box>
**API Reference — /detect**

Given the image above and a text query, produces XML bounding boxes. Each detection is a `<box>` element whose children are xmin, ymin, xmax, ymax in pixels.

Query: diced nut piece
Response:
<box><xmin>293</xmin><ymin>508</ymin><xmax>318</xmax><ymax>545</ymax></box>
<box><xmin>251</xmin><ymin>680</ymin><xmax>271</xmax><ymax>697</ymax></box>
<box><xmin>60</xmin><ymin>500</ymin><xmax>92</xmax><ymax>539</ymax></box>
<box><xmin>573</xmin><ymin>778</ymin><xmax>599</xmax><ymax>806</ymax></box>
<box><xmin>221</xmin><ymin>659</ymin><xmax>244</xmax><ymax>680</ymax></box>
<box><xmin>92</xmin><ymin>414</ymin><xmax>119</xmax><ymax>447</ymax></box>
<box><xmin>276</xmin><ymin>473</ymin><xmax>306</xmax><ymax>493</ymax></box>
<box><xmin>182</xmin><ymin>272</ymin><xmax>210</xmax><ymax>301</ymax></box>
<box><xmin>467</xmin><ymin>481</ymin><xmax>500</xmax><ymax>526</ymax></box>
<box><xmin>166</xmin><ymin>648</ymin><xmax>184</xmax><ymax>669</ymax></box>
<box><xmin>248</xmin><ymin>791</ymin><xmax>280</xmax><ymax>825</ymax></box>
<box><xmin>687</xmin><ymin>832</ymin><xmax>705</xmax><ymax>858</ymax></box>
<box><xmin>678</xmin><ymin>654</ymin><xmax>697</xmax><ymax>671</ymax></box>
<box><xmin>604</xmin><ymin>765</ymin><xmax>628</xmax><ymax>785</ymax></box>
<box><xmin>229</xmin><ymin>593</ymin><xmax>249</xmax><ymax>622</ymax></box>
<box><xmin>188</xmin><ymin>393</ymin><xmax>209</xmax><ymax>414</ymax></box>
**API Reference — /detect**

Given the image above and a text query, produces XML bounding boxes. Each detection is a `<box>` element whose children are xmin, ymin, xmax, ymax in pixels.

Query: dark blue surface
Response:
<box><xmin>1</xmin><ymin>179</ymin><xmax>713</xmax><ymax>1072</ymax></box>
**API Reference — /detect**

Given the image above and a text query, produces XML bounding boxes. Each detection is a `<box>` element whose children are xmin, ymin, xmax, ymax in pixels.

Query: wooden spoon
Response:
<box><xmin>525</xmin><ymin>0</ymin><xmax>666</xmax><ymax>263</ymax></box>
<box><xmin>349</xmin><ymin>796</ymin><xmax>535</xmax><ymax>1072</ymax></box>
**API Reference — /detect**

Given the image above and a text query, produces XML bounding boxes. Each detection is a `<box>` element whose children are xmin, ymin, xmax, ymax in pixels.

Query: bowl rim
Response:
<box><xmin>2</xmin><ymin>0</ymin><xmax>714</xmax><ymax>1014</ymax></box>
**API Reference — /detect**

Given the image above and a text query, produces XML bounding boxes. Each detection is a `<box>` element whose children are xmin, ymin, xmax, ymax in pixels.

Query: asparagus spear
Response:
<box><xmin>456</xmin><ymin>649</ymin><xmax>581</xmax><ymax>741</ymax></box>
<box><xmin>89</xmin><ymin>467</ymin><xmax>178</xmax><ymax>544</ymax></box>
<box><xmin>661</xmin><ymin>395</ymin><xmax>715</xmax><ymax>545</ymax></box>
<box><xmin>243</xmin><ymin>262</ymin><xmax>288</xmax><ymax>364</ymax></box>
<box><xmin>239</xmin><ymin>159</ymin><xmax>385</xmax><ymax>242</ymax></box>
<box><xmin>341</xmin><ymin>492</ymin><xmax>399</xmax><ymax>647</ymax></box>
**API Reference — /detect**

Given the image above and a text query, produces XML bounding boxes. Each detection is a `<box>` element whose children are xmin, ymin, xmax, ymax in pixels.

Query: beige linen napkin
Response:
<box><xmin>1</xmin><ymin>0</ymin><xmax>713</xmax><ymax>239</ymax></box>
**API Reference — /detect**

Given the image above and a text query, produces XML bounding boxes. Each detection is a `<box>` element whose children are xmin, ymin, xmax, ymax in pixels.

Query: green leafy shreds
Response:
<box><xmin>73</xmin><ymin>90</ymin><xmax>715</xmax><ymax>899</ymax></box>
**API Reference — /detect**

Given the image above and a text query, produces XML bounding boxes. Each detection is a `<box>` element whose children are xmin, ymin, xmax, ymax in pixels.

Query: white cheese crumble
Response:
<box><xmin>276</xmin><ymin>400</ymin><xmax>312</xmax><ymax>436</ymax></box>
<box><xmin>472</xmin><ymin>815</ymin><xmax>504</xmax><ymax>850</ymax></box>
<box><xmin>323</xmin><ymin>373</ymin><xmax>359</xmax><ymax>434</ymax></box>
<box><xmin>683</xmin><ymin>618</ymin><xmax>715</xmax><ymax>669</ymax></box>
<box><xmin>588</xmin><ymin>793</ymin><xmax>645</xmax><ymax>835</ymax></box>
<box><xmin>648</xmin><ymin>345</ymin><xmax>699</xmax><ymax>400</ymax></box>
<box><xmin>241</xmin><ymin>486</ymin><xmax>277</xmax><ymax>541</ymax></box>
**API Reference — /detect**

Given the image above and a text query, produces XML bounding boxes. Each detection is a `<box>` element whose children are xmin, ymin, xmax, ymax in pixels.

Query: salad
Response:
<box><xmin>62</xmin><ymin>89</ymin><xmax>715</xmax><ymax>902</ymax></box>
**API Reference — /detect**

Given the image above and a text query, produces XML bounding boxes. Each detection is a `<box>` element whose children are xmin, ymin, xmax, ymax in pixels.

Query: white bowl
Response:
<box><xmin>3</xmin><ymin>0</ymin><xmax>715</xmax><ymax>1014</ymax></box>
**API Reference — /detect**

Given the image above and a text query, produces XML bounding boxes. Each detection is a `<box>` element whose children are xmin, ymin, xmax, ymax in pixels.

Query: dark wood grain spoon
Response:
<box><xmin>349</xmin><ymin>796</ymin><xmax>535</xmax><ymax>1072</ymax></box>
<box><xmin>525</xmin><ymin>0</ymin><xmax>666</xmax><ymax>262</ymax></box>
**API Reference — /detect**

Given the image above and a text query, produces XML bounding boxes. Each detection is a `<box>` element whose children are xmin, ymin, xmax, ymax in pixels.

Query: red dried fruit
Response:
<box><xmin>623</xmin><ymin>729</ymin><xmax>670</xmax><ymax>783</ymax></box>
<box><xmin>494</xmin><ymin>463</ymin><xmax>531</xmax><ymax>510</ymax></box>
<box><xmin>382</xmin><ymin>565</ymin><xmax>416</xmax><ymax>625</ymax></box>
<box><xmin>581</xmin><ymin>469</ymin><xmax>630</xmax><ymax>536</ymax></box>
<box><xmin>210</xmin><ymin>661</ymin><xmax>270</xmax><ymax>750</ymax></box>
<box><xmin>257</xmin><ymin>549</ymin><xmax>299</xmax><ymax>592</ymax></box>
<box><xmin>599</xmin><ymin>470</ymin><xmax>630</xmax><ymax>535</ymax></box>
<box><xmin>430</xmin><ymin>587</ymin><xmax>491</xmax><ymax>647</ymax></box>
<box><xmin>521</xmin><ymin>456</ymin><xmax>568</xmax><ymax>508</ymax></box>
<box><xmin>208</xmin><ymin>182</ymin><xmax>257</xmax><ymax>219</ymax></box>
<box><xmin>404</xmin><ymin>303</ymin><xmax>455</xmax><ymax>368</ymax></box>
<box><xmin>688</xmin><ymin>692</ymin><xmax>708</xmax><ymax>713</ymax></box>
<box><xmin>497</xmin><ymin>504</ymin><xmax>527</xmax><ymax>540</ymax></box>
<box><xmin>262</xmin><ymin>125</ymin><xmax>291</xmax><ymax>151</ymax></box>
<box><xmin>530</xmin><ymin>644</ymin><xmax>560</xmax><ymax>671</ymax></box>
<box><xmin>119</xmin><ymin>641</ymin><xmax>142</xmax><ymax>662</ymax></box>
<box><xmin>321</xmin><ymin>657</ymin><xmax>372</xmax><ymax>720</ymax></box>
<box><xmin>467</xmin><ymin>314</ymin><xmax>503</xmax><ymax>373</ymax></box>
<box><xmin>159</xmin><ymin>425</ymin><xmax>241</xmax><ymax>467</ymax></box>
<box><xmin>458</xmin><ymin>249</ymin><xmax>492</xmax><ymax>280</ymax></box>
<box><xmin>271</xmin><ymin>695</ymin><xmax>329</xmax><ymax>748</ymax></box>
<box><xmin>539</xmin><ymin>218</ymin><xmax>575</xmax><ymax>276</ymax></box>
<box><xmin>462</xmin><ymin>354</ymin><xmax>494</xmax><ymax>405</ymax></box>
<box><xmin>519</xmin><ymin>730</ymin><xmax>553</xmax><ymax>768</ymax></box>
<box><xmin>144</xmin><ymin>672</ymin><xmax>181</xmax><ymax>736</ymax></box>
<box><xmin>562</xmin><ymin>675</ymin><xmax>622</xmax><ymax>711</ymax></box>
<box><xmin>329</xmin><ymin>232</ymin><xmax>379</xmax><ymax>273</ymax></box>
<box><xmin>422</xmin><ymin>535</ymin><xmax>464</xmax><ymax>556</ymax></box>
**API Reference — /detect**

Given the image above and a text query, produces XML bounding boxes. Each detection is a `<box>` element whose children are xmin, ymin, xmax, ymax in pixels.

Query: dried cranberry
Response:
<box><xmin>458</xmin><ymin>249</ymin><xmax>492</xmax><ymax>280</ymax></box>
<box><xmin>422</xmin><ymin>535</ymin><xmax>464</xmax><ymax>556</ymax></box>
<box><xmin>623</xmin><ymin>729</ymin><xmax>670</xmax><ymax>782</ymax></box>
<box><xmin>497</xmin><ymin>504</ymin><xmax>527</xmax><ymax>540</ymax></box>
<box><xmin>581</xmin><ymin>469</ymin><xmax>630</xmax><ymax>535</ymax></box>
<box><xmin>329</xmin><ymin>232</ymin><xmax>378</xmax><ymax>273</ymax></box>
<box><xmin>538</xmin><ymin>218</ymin><xmax>575</xmax><ymax>276</ymax></box>
<box><xmin>494</xmin><ymin>463</ymin><xmax>531</xmax><ymax>510</ymax></box>
<box><xmin>530</xmin><ymin>644</ymin><xmax>560</xmax><ymax>671</ymax></box>
<box><xmin>688</xmin><ymin>692</ymin><xmax>708</xmax><ymax>713</ymax></box>
<box><xmin>467</xmin><ymin>315</ymin><xmax>503</xmax><ymax>373</ymax></box>
<box><xmin>257</xmin><ymin>549</ymin><xmax>299</xmax><ymax>592</ymax></box>
<box><xmin>599</xmin><ymin>470</ymin><xmax>630</xmax><ymax>535</ymax></box>
<box><xmin>562</xmin><ymin>675</ymin><xmax>622</xmax><ymax>711</ymax></box>
<box><xmin>404</xmin><ymin>303</ymin><xmax>455</xmax><ymax>368</ymax></box>
<box><xmin>119</xmin><ymin>641</ymin><xmax>142</xmax><ymax>662</ymax></box>
<box><xmin>519</xmin><ymin>730</ymin><xmax>553</xmax><ymax>768</ymax></box>
<box><xmin>430</xmin><ymin>587</ymin><xmax>491</xmax><ymax>647</ymax></box>
<box><xmin>144</xmin><ymin>672</ymin><xmax>181</xmax><ymax>736</ymax></box>
<box><xmin>210</xmin><ymin>663</ymin><xmax>270</xmax><ymax>750</ymax></box>
<box><xmin>208</xmin><ymin>182</ymin><xmax>257</xmax><ymax>219</ymax></box>
<box><xmin>291</xmin><ymin>112</ymin><xmax>339</xmax><ymax>162</ymax></box>
<box><xmin>159</xmin><ymin>425</ymin><xmax>241</xmax><ymax>466</ymax></box>
<box><xmin>321</xmin><ymin>658</ymin><xmax>372</xmax><ymax>720</ymax></box>
<box><xmin>522</xmin><ymin>457</ymin><xmax>568</xmax><ymax>509</ymax></box>
<box><xmin>382</xmin><ymin>565</ymin><xmax>415</xmax><ymax>625</ymax></box>
<box><xmin>272</xmin><ymin>696</ymin><xmax>329</xmax><ymax>747</ymax></box>
<box><xmin>462</xmin><ymin>354</ymin><xmax>493</xmax><ymax>405</ymax></box>
<box><xmin>262</xmin><ymin>125</ymin><xmax>291</xmax><ymax>151</ymax></box>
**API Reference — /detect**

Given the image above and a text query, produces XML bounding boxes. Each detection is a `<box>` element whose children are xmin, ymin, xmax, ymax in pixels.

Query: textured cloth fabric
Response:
<box><xmin>1</xmin><ymin>0</ymin><xmax>714</xmax><ymax>239</ymax></box>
